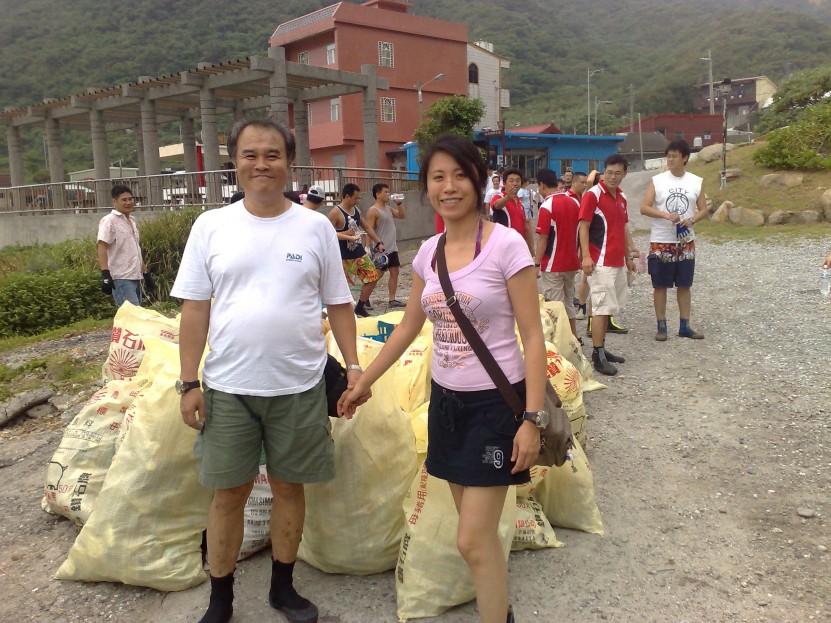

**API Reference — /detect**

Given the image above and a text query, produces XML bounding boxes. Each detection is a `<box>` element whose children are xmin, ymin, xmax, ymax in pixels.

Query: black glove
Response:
<box><xmin>101</xmin><ymin>270</ymin><xmax>113</xmax><ymax>295</ymax></box>
<box><xmin>143</xmin><ymin>272</ymin><xmax>156</xmax><ymax>292</ymax></box>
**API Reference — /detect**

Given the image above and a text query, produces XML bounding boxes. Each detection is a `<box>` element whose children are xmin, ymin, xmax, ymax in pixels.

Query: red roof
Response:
<box><xmin>511</xmin><ymin>123</ymin><xmax>560</xmax><ymax>134</ymax></box>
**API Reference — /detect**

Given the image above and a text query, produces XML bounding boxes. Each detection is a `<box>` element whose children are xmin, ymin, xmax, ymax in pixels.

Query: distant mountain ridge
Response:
<box><xmin>1</xmin><ymin>0</ymin><xmax>830</xmax><ymax>174</ymax></box>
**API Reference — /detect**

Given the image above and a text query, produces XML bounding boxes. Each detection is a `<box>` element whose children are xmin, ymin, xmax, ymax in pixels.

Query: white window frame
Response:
<box><xmin>326</xmin><ymin>43</ymin><xmax>336</xmax><ymax>65</ymax></box>
<box><xmin>297</xmin><ymin>51</ymin><xmax>309</xmax><ymax>65</ymax></box>
<box><xmin>378</xmin><ymin>41</ymin><xmax>394</xmax><ymax>67</ymax></box>
<box><xmin>381</xmin><ymin>97</ymin><xmax>397</xmax><ymax>123</ymax></box>
<box><xmin>330</xmin><ymin>98</ymin><xmax>340</xmax><ymax>122</ymax></box>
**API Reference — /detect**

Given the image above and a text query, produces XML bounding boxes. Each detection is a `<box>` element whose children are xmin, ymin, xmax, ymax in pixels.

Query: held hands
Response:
<box><xmin>101</xmin><ymin>269</ymin><xmax>113</xmax><ymax>295</ymax></box>
<box><xmin>511</xmin><ymin>421</ymin><xmax>540</xmax><ymax>474</ymax></box>
<box><xmin>180</xmin><ymin>389</ymin><xmax>205</xmax><ymax>430</ymax></box>
<box><xmin>337</xmin><ymin>370</ymin><xmax>372</xmax><ymax>419</ymax></box>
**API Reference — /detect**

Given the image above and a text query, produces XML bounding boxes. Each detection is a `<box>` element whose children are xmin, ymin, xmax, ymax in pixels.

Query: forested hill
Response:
<box><xmin>1</xmin><ymin>0</ymin><xmax>831</xmax><ymax>174</ymax></box>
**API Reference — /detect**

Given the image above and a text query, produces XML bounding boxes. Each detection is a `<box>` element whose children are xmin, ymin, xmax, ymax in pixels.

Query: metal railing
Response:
<box><xmin>0</xmin><ymin>166</ymin><xmax>418</xmax><ymax>215</ymax></box>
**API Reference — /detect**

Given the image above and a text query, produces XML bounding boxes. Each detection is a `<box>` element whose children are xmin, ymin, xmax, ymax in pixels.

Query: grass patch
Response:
<box><xmin>687</xmin><ymin>142</ymin><xmax>831</xmax><ymax>216</ymax></box>
<box><xmin>0</xmin><ymin>317</ymin><xmax>111</xmax><ymax>354</ymax></box>
<box><xmin>696</xmin><ymin>221</ymin><xmax>831</xmax><ymax>244</ymax></box>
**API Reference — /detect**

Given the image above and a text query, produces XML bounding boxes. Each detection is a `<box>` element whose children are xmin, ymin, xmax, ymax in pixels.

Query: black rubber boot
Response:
<box><xmin>198</xmin><ymin>572</ymin><xmax>234</xmax><ymax>623</ymax></box>
<box><xmin>604</xmin><ymin>349</ymin><xmax>625</xmax><ymax>364</ymax></box>
<box><xmin>592</xmin><ymin>348</ymin><xmax>618</xmax><ymax>376</ymax></box>
<box><xmin>269</xmin><ymin>559</ymin><xmax>319</xmax><ymax>623</ymax></box>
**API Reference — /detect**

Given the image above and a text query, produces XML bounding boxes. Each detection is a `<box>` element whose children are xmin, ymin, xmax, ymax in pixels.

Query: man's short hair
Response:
<box><xmin>502</xmin><ymin>167</ymin><xmax>523</xmax><ymax>182</ymax></box>
<box><xmin>111</xmin><ymin>184</ymin><xmax>132</xmax><ymax>200</ymax></box>
<box><xmin>604</xmin><ymin>153</ymin><xmax>629</xmax><ymax>172</ymax></box>
<box><xmin>227</xmin><ymin>118</ymin><xmax>296</xmax><ymax>162</ymax></box>
<box><xmin>372</xmin><ymin>183</ymin><xmax>389</xmax><ymax>199</ymax></box>
<box><xmin>535</xmin><ymin>169</ymin><xmax>559</xmax><ymax>188</ymax></box>
<box><xmin>572</xmin><ymin>171</ymin><xmax>588</xmax><ymax>180</ymax></box>
<box><xmin>342</xmin><ymin>183</ymin><xmax>360</xmax><ymax>199</ymax></box>
<box><xmin>665</xmin><ymin>139</ymin><xmax>691</xmax><ymax>159</ymax></box>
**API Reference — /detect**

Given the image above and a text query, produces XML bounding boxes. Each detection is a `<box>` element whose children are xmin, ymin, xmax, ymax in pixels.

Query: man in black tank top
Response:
<box><xmin>327</xmin><ymin>183</ymin><xmax>385</xmax><ymax>317</ymax></box>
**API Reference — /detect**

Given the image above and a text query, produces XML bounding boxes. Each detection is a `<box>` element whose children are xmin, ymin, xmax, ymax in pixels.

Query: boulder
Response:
<box><xmin>725</xmin><ymin>168</ymin><xmax>742</xmax><ymax>180</ymax></box>
<box><xmin>822</xmin><ymin>189</ymin><xmax>831</xmax><ymax>221</ymax></box>
<box><xmin>0</xmin><ymin>388</ymin><xmax>54</xmax><ymax>428</ymax></box>
<box><xmin>793</xmin><ymin>210</ymin><xmax>821</xmax><ymax>225</ymax></box>
<box><xmin>766</xmin><ymin>210</ymin><xmax>793</xmax><ymax>225</ymax></box>
<box><xmin>705</xmin><ymin>195</ymin><xmax>714</xmax><ymax>214</ymax></box>
<box><xmin>698</xmin><ymin>143</ymin><xmax>734</xmax><ymax>163</ymax></box>
<box><xmin>759</xmin><ymin>173</ymin><xmax>804</xmax><ymax>188</ymax></box>
<box><xmin>711</xmin><ymin>203</ymin><xmax>730</xmax><ymax>223</ymax></box>
<box><xmin>728</xmin><ymin>206</ymin><xmax>765</xmax><ymax>227</ymax></box>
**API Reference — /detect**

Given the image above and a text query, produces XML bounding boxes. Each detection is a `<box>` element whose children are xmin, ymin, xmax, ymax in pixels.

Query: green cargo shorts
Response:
<box><xmin>195</xmin><ymin>378</ymin><xmax>334</xmax><ymax>490</ymax></box>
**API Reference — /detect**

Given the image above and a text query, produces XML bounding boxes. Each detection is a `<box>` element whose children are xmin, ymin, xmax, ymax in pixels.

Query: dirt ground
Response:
<box><xmin>1</xmin><ymin>174</ymin><xmax>829</xmax><ymax>622</ymax></box>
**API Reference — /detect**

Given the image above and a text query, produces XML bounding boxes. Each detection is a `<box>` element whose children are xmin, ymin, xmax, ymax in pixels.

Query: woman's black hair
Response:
<box><xmin>418</xmin><ymin>135</ymin><xmax>488</xmax><ymax>204</ymax></box>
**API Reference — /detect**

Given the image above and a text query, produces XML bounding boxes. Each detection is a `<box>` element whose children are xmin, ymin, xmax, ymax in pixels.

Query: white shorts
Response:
<box><xmin>538</xmin><ymin>271</ymin><xmax>578</xmax><ymax>318</ymax></box>
<box><xmin>587</xmin><ymin>265</ymin><xmax>628</xmax><ymax>317</ymax></box>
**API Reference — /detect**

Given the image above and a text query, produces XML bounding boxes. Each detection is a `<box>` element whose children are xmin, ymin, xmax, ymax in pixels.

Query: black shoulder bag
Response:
<box><xmin>435</xmin><ymin>234</ymin><xmax>573</xmax><ymax>467</ymax></box>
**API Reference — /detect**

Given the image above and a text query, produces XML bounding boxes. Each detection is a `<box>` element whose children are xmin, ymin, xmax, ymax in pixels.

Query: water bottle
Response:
<box><xmin>636</xmin><ymin>252</ymin><xmax>647</xmax><ymax>274</ymax></box>
<box><xmin>822</xmin><ymin>267</ymin><xmax>831</xmax><ymax>297</ymax></box>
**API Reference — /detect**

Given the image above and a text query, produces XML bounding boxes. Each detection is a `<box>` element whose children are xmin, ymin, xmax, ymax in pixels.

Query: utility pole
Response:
<box><xmin>629</xmin><ymin>83</ymin><xmax>635</xmax><ymax>132</ymax></box>
<box><xmin>587</xmin><ymin>67</ymin><xmax>604</xmax><ymax>135</ymax></box>
<box><xmin>700</xmin><ymin>50</ymin><xmax>714</xmax><ymax>114</ymax></box>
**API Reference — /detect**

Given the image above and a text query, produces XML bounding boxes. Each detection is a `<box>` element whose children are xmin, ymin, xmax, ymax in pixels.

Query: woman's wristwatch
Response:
<box><xmin>345</xmin><ymin>364</ymin><xmax>363</xmax><ymax>373</ymax></box>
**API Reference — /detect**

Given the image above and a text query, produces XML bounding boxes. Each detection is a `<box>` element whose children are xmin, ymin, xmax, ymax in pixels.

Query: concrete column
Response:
<box><xmin>90</xmin><ymin>108</ymin><xmax>111</xmax><ymax>209</ymax></box>
<box><xmin>140</xmin><ymin>100</ymin><xmax>162</xmax><ymax>208</ymax></box>
<box><xmin>6</xmin><ymin>125</ymin><xmax>25</xmax><ymax>212</ymax></box>
<box><xmin>233</xmin><ymin>99</ymin><xmax>246</xmax><ymax>121</ymax></box>
<box><xmin>293</xmin><ymin>98</ymin><xmax>312</xmax><ymax>188</ymax></box>
<box><xmin>268</xmin><ymin>46</ymin><xmax>290</xmax><ymax>124</ymax></box>
<box><xmin>181</xmin><ymin>116</ymin><xmax>199</xmax><ymax>204</ymax></box>
<box><xmin>361</xmin><ymin>64</ymin><xmax>380</xmax><ymax>170</ymax></box>
<box><xmin>45</xmin><ymin>118</ymin><xmax>65</xmax><ymax>182</ymax></box>
<box><xmin>200</xmin><ymin>88</ymin><xmax>222</xmax><ymax>206</ymax></box>
<box><xmin>134</xmin><ymin>122</ymin><xmax>145</xmax><ymax>177</ymax></box>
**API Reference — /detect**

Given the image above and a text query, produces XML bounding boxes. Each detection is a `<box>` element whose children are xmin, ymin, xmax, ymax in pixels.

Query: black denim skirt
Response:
<box><xmin>425</xmin><ymin>379</ymin><xmax>531</xmax><ymax>487</ymax></box>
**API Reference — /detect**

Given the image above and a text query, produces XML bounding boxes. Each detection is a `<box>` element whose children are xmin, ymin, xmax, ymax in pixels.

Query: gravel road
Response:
<box><xmin>0</xmin><ymin>194</ymin><xmax>829</xmax><ymax>622</ymax></box>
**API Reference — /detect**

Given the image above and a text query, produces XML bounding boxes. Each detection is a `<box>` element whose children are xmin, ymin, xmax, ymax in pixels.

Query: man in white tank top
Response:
<box><xmin>639</xmin><ymin>140</ymin><xmax>710</xmax><ymax>341</ymax></box>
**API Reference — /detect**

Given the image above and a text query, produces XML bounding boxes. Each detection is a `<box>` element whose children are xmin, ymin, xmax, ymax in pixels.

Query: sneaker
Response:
<box><xmin>607</xmin><ymin>316</ymin><xmax>629</xmax><ymax>334</ymax></box>
<box><xmin>678</xmin><ymin>329</ymin><xmax>704</xmax><ymax>339</ymax></box>
<box><xmin>388</xmin><ymin>299</ymin><xmax>405</xmax><ymax>309</ymax></box>
<box><xmin>592</xmin><ymin>350</ymin><xmax>618</xmax><ymax>376</ymax></box>
<box><xmin>604</xmin><ymin>349</ymin><xmax>625</xmax><ymax>364</ymax></box>
<box><xmin>354</xmin><ymin>303</ymin><xmax>371</xmax><ymax>318</ymax></box>
<box><xmin>363</xmin><ymin>301</ymin><xmax>374</xmax><ymax>310</ymax></box>
<box><xmin>655</xmin><ymin>331</ymin><xmax>668</xmax><ymax>342</ymax></box>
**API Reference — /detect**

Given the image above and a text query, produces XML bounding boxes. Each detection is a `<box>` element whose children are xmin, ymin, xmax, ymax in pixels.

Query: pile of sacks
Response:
<box><xmin>43</xmin><ymin>299</ymin><xmax>605</xmax><ymax>620</ymax></box>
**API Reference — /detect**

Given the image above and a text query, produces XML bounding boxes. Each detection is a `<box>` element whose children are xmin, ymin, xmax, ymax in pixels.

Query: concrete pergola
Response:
<box><xmin>1</xmin><ymin>47</ymin><xmax>387</xmax><ymax>207</ymax></box>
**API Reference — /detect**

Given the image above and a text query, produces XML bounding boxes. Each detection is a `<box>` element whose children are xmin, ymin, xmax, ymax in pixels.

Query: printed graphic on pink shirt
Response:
<box><xmin>421</xmin><ymin>291</ymin><xmax>489</xmax><ymax>369</ymax></box>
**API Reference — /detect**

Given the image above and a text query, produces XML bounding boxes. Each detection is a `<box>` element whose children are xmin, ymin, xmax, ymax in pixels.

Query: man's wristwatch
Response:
<box><xmin>522</xmin><ymin>409</ymin><xmax>549</xmax><ymax>429</ymax></box>
<box><xmin>345</xmin><ymin>364</ymin><xmax>363</xmax><ymax>373</ymax></box>
<box><xmin>175</xmin><ymin>379</ymin><xmax>201</xmax><ymax>395</ymax></box>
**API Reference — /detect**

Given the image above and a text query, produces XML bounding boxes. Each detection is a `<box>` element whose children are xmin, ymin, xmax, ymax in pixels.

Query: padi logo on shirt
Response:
<box><xmin>286</xmin><ymin>252</ymin><xmax>302</xmax><ymax>263</ymax></box>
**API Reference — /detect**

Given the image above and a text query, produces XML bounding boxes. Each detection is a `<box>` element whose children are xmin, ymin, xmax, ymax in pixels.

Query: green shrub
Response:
<box><xmin>753</xmin><ymin>103</ymin><xmax>831</xmax><ymax>170</ymax></box>
<box><xmin>139</xmin><ymin>207</ymin><xmax>203</xmax><ymax>302</ymax></box>
<box><xmin>0</xmin><ymin>268</ymin><xmax>113</xmax><ymax>338</ymax></box>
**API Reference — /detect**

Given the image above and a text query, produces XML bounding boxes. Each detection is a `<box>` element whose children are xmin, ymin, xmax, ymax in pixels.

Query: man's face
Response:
<box><xmin>491</xmin><ymin>176</ymin><xmax>500</xmax><ymax>189</ymax></box>
<box><xmin>504</xmin><ymin>173</ymin><xmax>522</xmax><ymax>193</ymax></box>
<box><xmin>570</xmin><ymin>175</ymin><xmax>587</xmax><ymax>196</ymax></box>
<box><xmin>603</xmin><ymin>164</ymin><xmax>627</xmax><ymax>191</ymax></box>
<box><xmin>562</xmin><ymin>171</ymin><xmax>573</xmax><ymax>184</ymax></box>
<box><xmin>233</xmin><ymin>125</ymin><xmax>291</xmax><ymax>197</ymax></box>
<box><xmin>666</xmin><ymin>150</ymin><xmax>688</xmax><ymax>170</ymax></box>
<box><xmin>343</xmin><ymin>191</ymin><xmax>361</xmax><ymax>207</ymax></box>
<box><xmin>377</xmin><ymin>187</ymin><xmax>390</xmax><ymax>202</ymax></box>
<box><xmin>112</xmin><ymin>192</ymin><xmax>134</xmax><ymax>215</ymax></box>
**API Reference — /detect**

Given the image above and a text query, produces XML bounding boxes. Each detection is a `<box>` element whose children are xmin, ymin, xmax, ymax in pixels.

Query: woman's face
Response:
<box><xmin>426</xmin><ymin>151</ymin><xmax>478</xmax><ymax>221</ymax></box>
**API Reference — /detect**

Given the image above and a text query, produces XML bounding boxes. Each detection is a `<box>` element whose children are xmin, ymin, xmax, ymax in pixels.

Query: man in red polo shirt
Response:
<box><xmin>490</xmin><ymin>167</ymin><xmax>533</xmax><ymax>255</ymax></box>
<box><xmin>535</xmin><ymin>168</ymin><xmax>587</xmax><ymax>339</ymax></box>
<box><xmin>578</xmin><ymin>154</ymin><xmax>639</xmax><ymax>376</ymax></box>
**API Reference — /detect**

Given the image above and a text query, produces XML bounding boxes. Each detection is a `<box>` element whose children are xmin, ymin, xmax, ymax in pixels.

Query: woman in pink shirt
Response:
<box><xmin>339</xmin><ymin>135</ymin><xmax>546</xmax><ymax>623</ymax></box>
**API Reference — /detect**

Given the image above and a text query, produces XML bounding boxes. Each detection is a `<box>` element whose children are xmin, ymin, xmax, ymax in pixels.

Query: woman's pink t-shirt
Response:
<box><xmin>412</xmin><ymin>225</ymin><xmax>533</xmax><ymax>392</ymax></box>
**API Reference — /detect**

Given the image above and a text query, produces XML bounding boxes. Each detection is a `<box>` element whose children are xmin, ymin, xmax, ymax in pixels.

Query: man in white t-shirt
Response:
<box><xmin>640</xmin><ymin>139</ymin><xmax>709</xmax><ymax>341</ymax></box>
<box><xmin>483</xmin><ymin>173</ymin><xmax>501</xmax><ymax>206</ymax></box>
<box><xmin>171</xmin><ymin>119</ymin><xmax>363</xmax><ymax>623</ymax></box>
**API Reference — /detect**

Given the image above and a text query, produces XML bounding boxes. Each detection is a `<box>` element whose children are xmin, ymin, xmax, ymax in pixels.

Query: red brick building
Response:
<box><xmin>618</xmin><ymin>114</ymin><xmax>723</xmax><ymax>148</ymax></box>
<box><xmin>269</xmin><ymin>0</ymin><xmax>468</xmax><ymax>170</ymax></box>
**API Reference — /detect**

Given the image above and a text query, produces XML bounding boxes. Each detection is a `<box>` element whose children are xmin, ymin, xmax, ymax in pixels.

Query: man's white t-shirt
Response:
<box><xmin>171</xmin><ymin>201</ymin><xmax>353</xmax><ymax>396</ymax></box>
<box><xmin>649</xmin><ymin>170</ymin><xmax>703</xmax><ymax>243</ymax></box>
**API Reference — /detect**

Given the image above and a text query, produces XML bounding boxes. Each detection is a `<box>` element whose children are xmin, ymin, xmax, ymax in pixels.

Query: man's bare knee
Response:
<box><xmin>211</xmin><ymin>481</ymin><xmax>255</xmax><ymax>514</ymax></box>
<box><xmin>268</xmin><ymin>478</ymin><xmax>304</xmax><ymax>501</ymax></box>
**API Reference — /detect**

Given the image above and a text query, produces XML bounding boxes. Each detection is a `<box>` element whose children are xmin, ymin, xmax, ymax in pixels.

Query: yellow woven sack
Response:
<box><xmin>532</xmin><ymin>439</ymin><xmax>604</xmax><ymax>535</ymax></box>
<box><xmin>395</xmin><ymin>464</ymin><xmax>517</xmax><ymax>621</ymax></box>
<box><xmin>102</xmin><ymin>302</ymin><xmax>179</xmax><ymax>381</ymax></box>
<box><xmin>57</xmin><ymin>338</ymin><xmax>212</xmax><ymax>591</ymax></box>
<box><xmin>511</xmin><ymin>495</ymin><xmax>563</xmax><ymax>551</ymax></box>
<box><xmin>541</xmin><ymin>300</ymin><xmax>605</xmax><ymax>393</ymax></box>
<box><xmin>298</xmin><ymin>337</ymin><xmax>419</xmax><ymax>575</ymax></box>
<box><xmin>43</xmin><ymin>378</ymin><xmax>148</xmax><ymax>525</ymax></box>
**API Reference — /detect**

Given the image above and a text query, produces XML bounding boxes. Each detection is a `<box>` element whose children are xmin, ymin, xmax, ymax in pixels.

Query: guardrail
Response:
<box><xmin>0</xmin><ymin>166</ymin><xmax>418</xmax><ymax>215</ymax></box>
